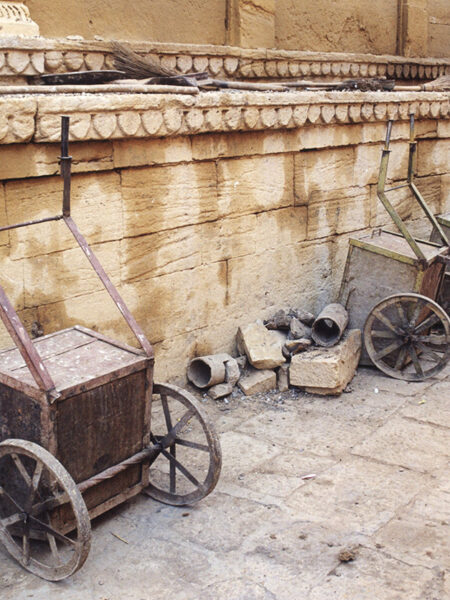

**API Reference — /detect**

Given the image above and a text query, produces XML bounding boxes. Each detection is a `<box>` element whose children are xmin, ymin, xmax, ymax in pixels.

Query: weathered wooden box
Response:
<box><xmin>339</xmin><ymin>230</ymin><xmax>447</xmax><ymax>364</ymax></box>
<box><xmin>0</xmin><ymin>325</ymin><xmax>151</xmax><ymax>518</ymax></box>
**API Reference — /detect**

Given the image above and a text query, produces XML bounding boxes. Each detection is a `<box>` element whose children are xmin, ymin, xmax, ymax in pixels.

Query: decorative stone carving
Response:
<box><xmin>0</xmin><ymin>2</ymin><xmax>39</xmax><ymax>37</ymax></box>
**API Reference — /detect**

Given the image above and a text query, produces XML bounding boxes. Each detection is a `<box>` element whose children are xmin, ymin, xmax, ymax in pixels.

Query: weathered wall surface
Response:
<box><xmin>22</xmin><ymin>0</ymin><xmax>227</xmax><ymax>44</ymax></box>
<box><xmin>0</xmin><ymin>91</ymin><xmax>448</xmax><ymax>383</ymax></box>
<box><xmin>428</xmin><ymin>0</ymin><xmax>450</xmax><ymax>58</ymax></box>
<box><xmin>20</xmin><ymin>1</ymin><xmax>450</xmax><ymax>57</ymax></box>
<box><xmin>275</xmin><ymin>0</ymin><xmax>399</xmax><ymax>55</ymax></box>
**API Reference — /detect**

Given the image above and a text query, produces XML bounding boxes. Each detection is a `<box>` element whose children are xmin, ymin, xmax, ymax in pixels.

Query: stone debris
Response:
<box><xmin>238</xmin><ymin>368</ymin><xmax>277</xmax><ymax>396</ymax></box>
<box><xmin>277</xmin><ymin>364</ymin><xmax>289</xmax><ymax>392</ymax></box>
<box><xmin>237</xmin><ymin>320</ymin><xmax>286</xmax><ymax>369</ymax></box>
<box><xmin>288</xmin><ymin>317</ymin><xmax>312</xmax><ymax>340</ymax></box>
<box><xmin>289</xmin><ymin>329</ymin><xmax>362</xmax><ymax>395</ymax></box>
<box><xmin>224</xmin><ymin>357</ymin><xmax>240</xmax><ymax>386</ymax></box>
<box><xmin>283</xmin><ymin>338</ymin><xmax>312</xmax><ymax>357</ymax></box>
<box><xmin>208</xmin><ymin>382</ymin><xmax>234</xmax><ymax>400</ymax></box>
<box><xmin>187</xmin><ymin>305</ymin><xmax>359</xmax><ymax>399</ymax></box>
<box><xmin>338</xmin><ymin>547</ymin><xmax>357</xmax><ymax>562</ymax></box>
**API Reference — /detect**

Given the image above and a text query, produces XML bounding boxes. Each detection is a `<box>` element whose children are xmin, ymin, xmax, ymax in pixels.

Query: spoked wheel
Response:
<box><xmin>0</xmin><ymin>439</ymin><xmax>91</xmax><ymax>581</ymax></box>
<box><xmin>144</xmin><ymin>383</ymin><xmax>222</xmax><ymax>506</ymax></box>
<box><xmin>364</xmin><ymin>293</ymin><xmax>450</xmax><ymax>381</ymax></box>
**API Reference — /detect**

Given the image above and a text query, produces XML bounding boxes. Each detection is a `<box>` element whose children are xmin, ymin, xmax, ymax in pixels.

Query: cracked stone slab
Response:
<box><xmin>352</xmin><ymin>415</ymin><xmax>450</xmax><ymax>472</ymax></box>
<box><xmin>285</xmin><ymin>455</ymin><xmax>429</xmax><ymax>535</ymax></box>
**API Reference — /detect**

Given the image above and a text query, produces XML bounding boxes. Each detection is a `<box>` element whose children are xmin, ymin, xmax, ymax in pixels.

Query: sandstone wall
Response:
<box><xmin>22</xmin><ymin>0</ymin><xmax>227</xmax><ymax>44</ymax></box>
<box><xmin>0</xmin><ymin>91</ymin><xmax>448</xmax><ymax>383</ymax></box>
<box><xmin>275</xmin><ymin>0</ymin><xmax>399</xmax><ymax>55</ymax></box>
<box><xmin>428</xmin><ymin>0</ymin><xmax>450</xmax><ymax>58</ymax></box>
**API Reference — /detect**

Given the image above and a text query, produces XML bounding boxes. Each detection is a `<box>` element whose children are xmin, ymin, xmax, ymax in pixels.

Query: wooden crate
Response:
<box><xmin>0</xmin><ymin>326</ymin><xmax>152</xmax><ymax>519</ymax></box>
<box><xmin>339</xmin><ymin>230</ymin><xmax>447</xmax><ymax>364</ymax></box>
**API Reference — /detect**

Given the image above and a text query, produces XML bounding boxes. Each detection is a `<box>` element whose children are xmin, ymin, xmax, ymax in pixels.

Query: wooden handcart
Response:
<box><xmin>0</xmin><ymin>118</ymin><xmax>222</xmax><ymax>581</ymax></box>
<box><xmin>340</xmin><ymin>115</ymin><xmax>450</xmax><ymax>380</ymax></box>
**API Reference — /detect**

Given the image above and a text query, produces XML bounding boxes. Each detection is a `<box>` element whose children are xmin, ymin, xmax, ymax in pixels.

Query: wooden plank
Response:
<box><xmin>8</xmin><ymin>339</ymin><xmax>145</xmax><ymax>391</ymax></box>
<box><xmin>73</xmin><ymin>325</ymin><xmax>146</xmax><ymax>357</ymax></box>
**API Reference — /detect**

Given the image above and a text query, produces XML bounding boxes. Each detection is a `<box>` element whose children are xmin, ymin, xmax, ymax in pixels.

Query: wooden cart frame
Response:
<box><xmin>0</xmin><ymin>117</ymin><xmax>221</xmax><ymax>581</ymax></box>
<box><xmin>340</xmin><ymin>114</ymin><xmax>450</xmax><ymax>380</ymax></box>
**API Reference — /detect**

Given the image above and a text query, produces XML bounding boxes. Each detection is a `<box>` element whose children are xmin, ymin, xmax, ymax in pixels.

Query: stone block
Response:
<box><xmin>237</xmin><ymin>320</ymin><xmax>286</xmax><ymax>369</ymax></box>
<box><xmin>122</xmin><ymin>261</ymin><xmax>227</xmax><ymax>344</ymax></box>
<box><xmin>238</xmin><ymin>367</ymin><xmax>276</xmax><ymax>396</ymax></box>
<box><xmin>0</xmin><ymin>246</ymin><xmax>24</xmax><ymax>310</ymax></box>
<box><xmin>208</xmin><ymin>382</ymin><xmax>233</xmax><ymax>400</ymax></box>
<box><xmin>217</xmin><ymin>154</ymin><xmax>293</xmax><ymax>219</ymax></box>
<box><xmin>277</xmin><ymin>364</ymin><xmax>289</xmax><ymax>392</ymax></box>
<box><xmin>295</xmin><ymin>146</ymin><xmax>354</xmax><ymax>201</ymax></box>
<box><xmin>200</xmin><ymin>214</ymin><xmax>258</xmax><ymax>264</ymax></box>
<box><xmin>121</xmin><ymin>162</ymin><xmax>218</xmax><ymax>238</ymax></box>
<box><xmin>225</xmin><ymin>357</ymin><xmax>240</xmax><ymax>385</ymax></box>
<box><xmin>354</xmin><ymin>141</ymin><xmax>409</xmax><ymax>187</ymax></box>
<box><xmin>0</xmin><ymin>142</ymin><xmax>114</xmax><ymax>180</ymax></box>
<box><xmin>0</xmin><ymin>184</ymin><xmax>8</xmax><ymax>246</ymax></box>
<box><xmin>369</xmin><ymin>175</ymin><xmax>441</xmax><ymax>228</ymax></box>
<box><xmin>235</xmin><ymin>0</ymin><xmax>276</xmax><ymax>49</ymax></box>
<box><xmin>442</xmin><ymin>174</ymin><xmax>450</xmax><ymax>213</ymax></box>
<box><xmin>255</xmin><ymin>206</ymin><xmax>307</xmax><ymax>249</ymax></box>
<box><xmin>298</xmin><ymin>124</ymin><xmax>364</xmax><ymax>153</ymax></box>
<box><xmin>417</xmin><ymin>139</ymin><xmax>450</xmax><ymax>177</ymax></box>
<box><xmin>113</xmin><ymin>136</ymin><xmax>192</xmax><ymax>169</ymax></box>
<box><xmin>6</xmin><ymin>172</ymin><xmax>122</xmax><ymax>260</ymax></box>
<box><xmin>289</xmin><ymin>329</ymin><xmax>361</xmax><ymax>395</ymax></box>
<box><xmin>23</xmin><ymin>241</ymin><xmax>120</xmax><ymax>307</ymax></box>
<box><xmin>227</xmin><ymin>241</ymin><xmax>335</xmax><ymax>321</ymax></box>
<box><xmin>307</xmin><ymin>188</ymin><xmax>371</xmax><ymax>239</ymax></box>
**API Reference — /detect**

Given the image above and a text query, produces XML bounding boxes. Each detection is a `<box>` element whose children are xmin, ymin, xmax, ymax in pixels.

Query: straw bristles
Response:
<box><xmin>112</xmin><ymin>42</ymin><xmax>177</xmax><ymax>79</ymax></box>
<box><xmin>422</xmin><ymin>74</ymin><xmax>450</xmax><ymax>91</ymax></box>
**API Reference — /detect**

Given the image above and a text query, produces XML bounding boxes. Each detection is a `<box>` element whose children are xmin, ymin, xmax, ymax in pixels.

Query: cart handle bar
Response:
<box><xmin>377</xmin><ymin>114</ymin><xmax>449</xmax><ymax>265</ymax></box>
<box><xmin>0</xmin><ymin>116</ymin><xmax>154</xmax><ymax>401</ymax></box>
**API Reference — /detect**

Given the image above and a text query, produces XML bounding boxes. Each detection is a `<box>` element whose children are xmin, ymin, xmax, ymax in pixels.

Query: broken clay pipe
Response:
<box><xmin>187</xmin><ymin>354</ymin><xmax>239</xmax><ymax>389</ymax></box>
<box><xmin>311</xmin><ymin>303</ymin><xmax>349</xmax><ymax>348</ymax></box>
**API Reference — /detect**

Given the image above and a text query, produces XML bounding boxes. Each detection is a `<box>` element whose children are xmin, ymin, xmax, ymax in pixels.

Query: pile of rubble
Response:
<box><xmin>187</xmin><ymin>305</ymin><xmax>362</xmax><ymax>399</ymax></box>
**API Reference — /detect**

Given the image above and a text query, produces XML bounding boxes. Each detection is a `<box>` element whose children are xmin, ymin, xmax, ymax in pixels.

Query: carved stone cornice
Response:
<box><xmin>0</xmin><ymin>38</ymin><xmax>448</xmax><ymax>83</ymax></box>
<box><xmin>0</xmin><ymin>2</ymin><xmax>39</xmax><ymax>37</ymax></box>
<box><xmin>0</xmin><ymin>90</ymin><xmax>447</xmax><ymax>145</ymax></box>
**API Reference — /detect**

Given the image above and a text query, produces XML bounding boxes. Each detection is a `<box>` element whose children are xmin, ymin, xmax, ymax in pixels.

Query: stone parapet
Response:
<box><xmin>0</xmin><ymin>37</ymin><xmax>449</xmax><ymax>85</ymax></box>
<box><xmin>0</xmin><ymin>90</ymin><xmax>448</xmax><ymax>145</ymax></box>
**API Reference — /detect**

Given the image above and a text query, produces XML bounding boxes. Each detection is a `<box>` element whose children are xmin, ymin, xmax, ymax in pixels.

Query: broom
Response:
<box><xmin>112</xmin><ymin>42</ymin><xmax>179</xmax><ymax>78</ymax></box>
<box><xmin>394</xmin><ymin>74</ymin><xmax>450</xmax><ymax>92</ymax></box>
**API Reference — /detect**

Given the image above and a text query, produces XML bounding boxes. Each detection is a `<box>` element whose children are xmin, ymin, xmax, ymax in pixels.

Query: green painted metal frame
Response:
<box><xmin>377</xmin><ymin>114</ymin><xmax>449</xmax><ymax>267</ymax></box>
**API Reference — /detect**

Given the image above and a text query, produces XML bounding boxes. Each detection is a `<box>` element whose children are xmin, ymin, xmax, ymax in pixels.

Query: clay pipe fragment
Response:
<box><xmin>311</xmin><ymin>303</ymin><xmax>349</xmax><ymax>348</ymax></box>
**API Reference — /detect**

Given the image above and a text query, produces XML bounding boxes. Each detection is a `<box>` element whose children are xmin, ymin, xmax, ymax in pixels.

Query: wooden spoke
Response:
<box><xmin>416</xmin><ymin>342</ymin><xmax>443</xmax><ymax>363</ymax></box>
<box><xmin>371</xmin><ymin>330</ymin><xmax>397</xmax><ymax>339</ymax></box>
<box><xmin>11</xmin><ymin>453</ymin><xmax>32</xmax><ymax>486</ymax></box>
<box><xmin>161</xmin><ymin>394</ymin><xmax>173</xmax><ymax>433</ymax></box>
<box><xmin>395</xmin><ymin>301</ymin><xmax>407</xmax><ymax>328</ymax></box>
<box><xmin>408</xmin><ymin>344</ymin><xmax>424</xmax><ymax>378</ymax></box>
<box><xmin>373</xmin><ymin>310</ymin><xmax>401</xmax><ymax>334</ymax></box>
<box><xmin>408</xmin><ymin>299</ymin><xmax>423</xmax><ymax>328</ymax></box>
<box><xmin>374</xmin><ymin>339</ymin><xmax>404</xmax><ymax>361</ymax></box>
<box><xmin>175</xmin><ymin>438</ymin><xmax>209</xmax><ymax>452</ymax></box>
<box><xmin>365</xmin><ymin>293</ymin><xmax>450</xmax><ymax>381</ymax></box>
<box><xmin>415</xmin><ymin>334</ymin><xmax>446</xmax><ymax>345</ymax></box>
<box><xmin>145</xmin><ymin>382</ymin><xmax>222</xmax><ymax>506</ymax></box>
<box><xmin>414</xmin><ymin>313</ymin><xmax>440</xmax><ymax>334</ymax></box>
<box><xmin>160</xmin><ymin>448</ymin><xmax>203</xmax><ymax>491</ymax></box>
<box><xmin>0</xmin><ymin>439</ymin><xmax>91</xmax><ymax>581</ymax></box>
<box><xmin>394</xmin><ymin>346</ymin><xmax>408</xmax><ymax>371</ymax></box>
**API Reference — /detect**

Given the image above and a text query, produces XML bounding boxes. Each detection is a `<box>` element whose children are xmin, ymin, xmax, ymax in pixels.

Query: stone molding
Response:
<box><xmin>0</xmin><ymin>38</ymin><xmax>448</xmax><ymax>82</ymax></box>
<box><xmin>0</xmin><ymin>90</ymin><xmax>448</xmax><ymax>145</ymax></box>
<box><xmin>0</xmin><ymin>2</ymin><xmax>39</xmax><ymax>37</ymax></box>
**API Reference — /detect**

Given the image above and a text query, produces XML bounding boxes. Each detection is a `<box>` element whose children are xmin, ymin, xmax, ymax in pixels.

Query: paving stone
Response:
<box><xmin>374</xmin><ymin>486</ymin><xmax>450</xmax><ymax>570</ymax></box>
<box><xmin>400</xmin><ymin>381</ymin><xmax>450</xmax><ymax>427</ymax></box>
<box><xmin>308</xmin><ymin>546</ymin><xmax>438</xmax><ymax>600</ymax></box>
<box><xmin>352</xmin><ymin>415</ymin><xmax>450</xmax><ymax>472</ymax></box>
<box><xmin>236</xmin><ymin>405</ymin><xmax>374</xmax><ymax>457</ymax></box>
<box><xmin>285</xmin><ymin>455</ymin><xmax>429</xmax><ymax>535</ymax></box>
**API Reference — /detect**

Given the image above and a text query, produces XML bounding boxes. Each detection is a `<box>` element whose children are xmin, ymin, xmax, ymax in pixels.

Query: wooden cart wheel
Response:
<box><xmin>144</xmin><ymin>383</ymin><xmax>222</xmax><ymax>506</ymax></box>
<box><xmin>0</xmin><ymin>439</ymin><xmax>91</xmax><ymax>581</ymax></box>
<box><xmin>364</xmin><ymin>293</ymin><xmax>450</xmax><ymax>381</ymax></box>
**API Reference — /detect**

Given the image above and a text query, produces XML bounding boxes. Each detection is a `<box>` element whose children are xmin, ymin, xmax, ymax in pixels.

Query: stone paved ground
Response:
<box><xmin>1</xmin><ymin>365</ymin><xmax>449</xmax><ymax>600</ymax></box>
